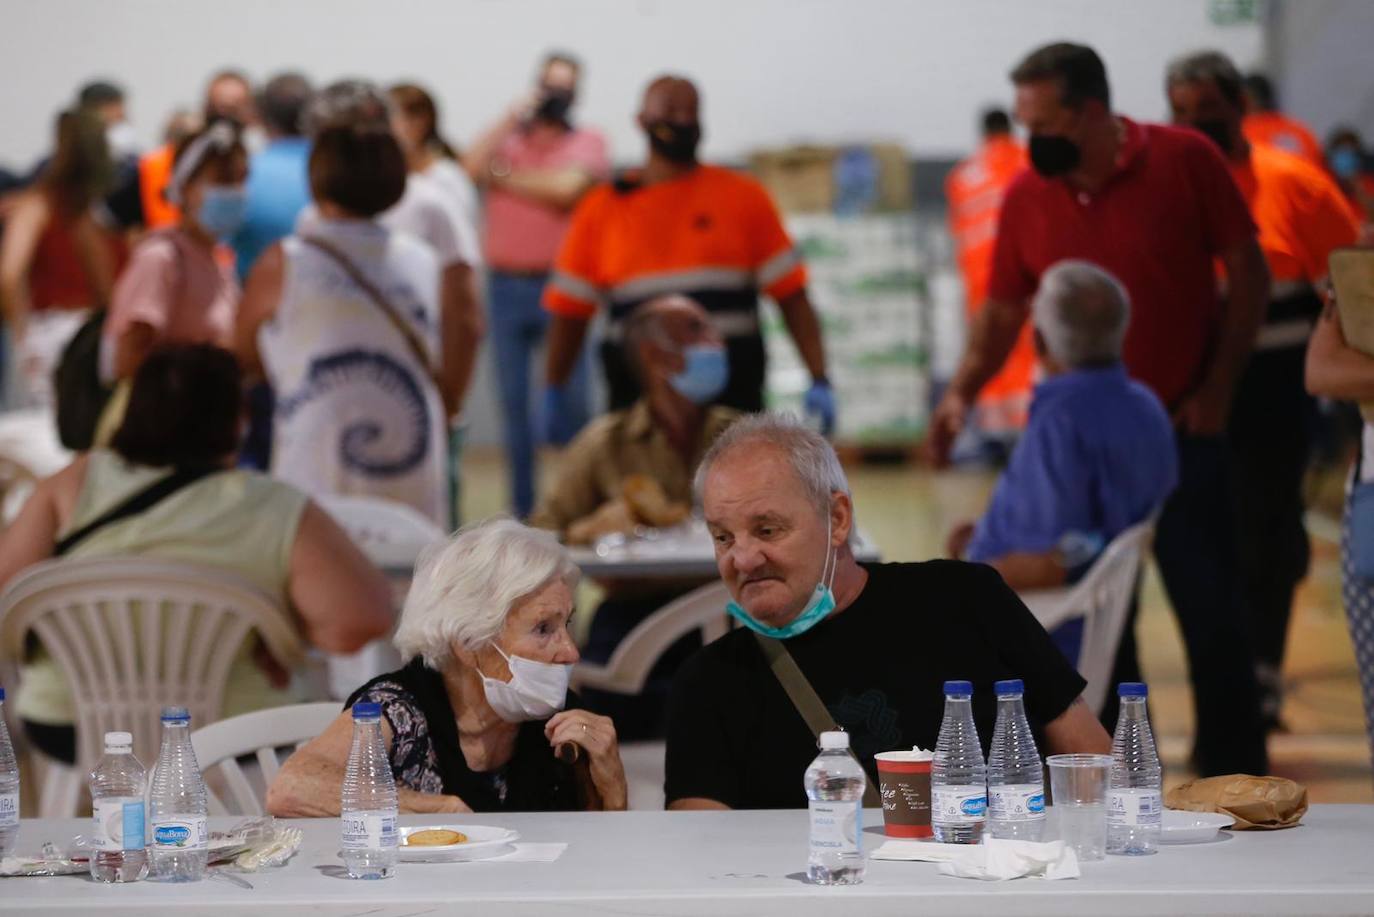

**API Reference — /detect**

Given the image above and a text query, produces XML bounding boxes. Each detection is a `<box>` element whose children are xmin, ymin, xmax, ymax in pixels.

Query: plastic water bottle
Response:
<box><xmin>341</xmin><ymin>702</ymin><xmax>398</xmax><ymax>879</ymax></box>
<box><xmin>89</xmin><ymin>731</ymin><xmax>148</xmax><ymax>882</ymax></box>
<box><xmin>1107</xmin><ymin>682</ymin><xmax>1162</xmax><ymax>856</ymax></box>
<box><xmin>987</xmin><ymin>678</ymin><xmax>1046</xmax><ymax>841</ymax></box>
<box><xmin>148</xmin><ymin>707</ymin><xmax>208</xmax><ymax>881</ymax></box>
<box><xmin>803</xmin><ymin>730</ymin><xmax>866</xmax><ymax>885</ymax></box>
<box><xmin>0</xmin><ymin>687</ymin><xmax>19</xmax><ymax>857</ymax></box>
<box><xmin>931</xmin><ymin>680</ymin><xmax>987</xmax><ymax>844</ymax></box>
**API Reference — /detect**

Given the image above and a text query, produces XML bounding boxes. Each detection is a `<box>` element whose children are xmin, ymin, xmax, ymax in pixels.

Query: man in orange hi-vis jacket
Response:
<box><xmin>945</xmin><ymin>109</ymin><xmax>1031</xmax><ymax>433</ymax></box>
<box><xmin>1170</xmin><ymin>51</ymin><xmax>1361</xmax><ymax>730</ymax></box>
<box><xmin>541</xmin><ymin>75</ymin><xmax>832</xmax><ymax>441</ymax></box>
<box><xmin>1242</xmin><ymin>73</ymin><xmax>1326</xmax><ymax>170</ymax></box>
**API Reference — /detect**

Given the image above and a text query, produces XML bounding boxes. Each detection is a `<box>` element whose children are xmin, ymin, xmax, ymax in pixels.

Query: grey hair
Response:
<box><xmin>393</xmin><ymin>517</ymin><xmax>579</xmax><ymax>669</ymax></box>
<box><xmin>305</xmin><ymin>79</ymin><xmax>393</xmax><ymax>138</ymax></box>
<box><xmin>1165</xmin><ymin>50</ymin><xmax>1245</xmax><ymax>109</ymax></box>
<box><xmin>1031</xmin><ymin>259</ymin><xmax>1131</xmax><ymax>367</ymax></box>
<box><xmin>694</xmin><ymin>412</ymin><xmax>851</xmax><ymax>520</ymax></box>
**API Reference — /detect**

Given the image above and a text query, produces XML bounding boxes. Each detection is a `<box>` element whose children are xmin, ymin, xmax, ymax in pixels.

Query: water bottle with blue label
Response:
<box><xmin>1108</xmin><ymin>683</ymin><xmax>1162</xmax><ymax>855</ymax></box>
<box><xmin>148</xmin><ymin>707</ymin><xmax>209</xmax><ymax>881</ymax></box>
<box><xmin>0</xmin><ymin>687</ymin><xmax>19</xmax><ymax>857</ymax></box>
<box><xmin>803</xmin><ymin>730</ymin><xmax>866</xmax><ymax>885</ymax></box>
<box><xmin>931</xmin><ymin>680</ymin><xmax>987</xmax><ymax>844</ymax></box>
<box><xmin>89</xmin><ymin>731</ymin><xmax>148</xmax><ymax>883</ymax></box>
<box><xmin>341</xmin><ymin>702</ymin><xmax>399</xmax><ymax>879</ymax></box>
<box><xmin>987</xmin><ymin>679</ymin><xmax>1046</xmax><ymax>840</ymax></box>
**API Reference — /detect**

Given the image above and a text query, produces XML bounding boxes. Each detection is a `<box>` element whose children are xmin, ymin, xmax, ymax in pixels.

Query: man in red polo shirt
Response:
<box><xmin>929</xmin><ymin>42</ymin><xmax>1271</xmax><ymax>777</ymax></box>
<box><xmin>1166</xmin><ymin>50</ymin><xmax>1361</xmax><ymax>731</ymax></box>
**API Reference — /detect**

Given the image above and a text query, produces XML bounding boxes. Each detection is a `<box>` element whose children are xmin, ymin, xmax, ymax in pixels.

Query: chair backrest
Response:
<box><xmin>0</xmin><ymin>409</ymin><xmax>71</xmax><ymax>525</ymax></box>
<box><xmin>1018</xmin><ymin>521</ymin><xmax>1155</xmax><ymax>714</ymax></box>
<box><xmin>571</xmin><ymin>581</ymin><xmax>731</xmax><ymax>696</ymax></box>
<box><xmin>191</xmin><ymin>701</ymin><xmax>341</xmax><ymax>815</ymax></box>
<box><xmin>315</xmin><ymin>494</ymin><xmax>448</xmax><ymax>571</ymax></box>
<box><xmin>0</xmin><ymin>556</ymin><xmax>301</xmax><ymax>773</ymax></box>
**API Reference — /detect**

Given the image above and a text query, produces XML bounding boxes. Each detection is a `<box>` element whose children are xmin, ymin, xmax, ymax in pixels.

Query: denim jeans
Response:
<box><xmin>488</xmin><ymin>271</ymin><xmax>591</xmax><ymax>518</ymax></box>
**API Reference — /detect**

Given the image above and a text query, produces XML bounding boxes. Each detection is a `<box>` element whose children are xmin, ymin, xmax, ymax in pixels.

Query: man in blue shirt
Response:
<box><xmin>231</xmin><ymin>73</ymin><xmax>313</xmax><ymax>281</ymax></box>
<box><xmin>232</xmin><ymin>73</ymin><xmax>313</xmax><ymax>470</ymax></box>
<box><xmin>949</xmin><ymin>259</ymin><xmax>1178</xmax><ymax>666</ymax></box>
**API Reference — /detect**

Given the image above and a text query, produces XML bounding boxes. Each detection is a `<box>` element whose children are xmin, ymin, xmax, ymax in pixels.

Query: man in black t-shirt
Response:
<box><xmin>666</xmin><ymin>414</ymin><xmax>1112</xmax><ymax>810</ymax></box>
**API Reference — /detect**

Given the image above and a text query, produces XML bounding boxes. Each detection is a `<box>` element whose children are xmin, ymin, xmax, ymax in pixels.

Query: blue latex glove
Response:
<box><xmin>804</xmin><ymin>380</ymin><xmax>837</xmax><ymax>437</ymax></box>
<box><xmin>541</xmin><ymin>385</ymin><xmax>580</xmax><ymax>446</ymax></box>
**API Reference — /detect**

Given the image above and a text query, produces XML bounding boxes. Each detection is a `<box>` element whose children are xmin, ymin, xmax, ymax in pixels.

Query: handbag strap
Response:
<box><xmin>753</xmin><ymin>631</ymin><xmax>881</xmax><ymax>807</ymax></box>
<box><xmin>301</xmin><ymin>234</ymin><xmax>436</xmax><ymax>375</ymax></box>
<box><xmin>54</xmin><ymin>465</ymin><xmax>220</xmax><ymax>556</ymax></box>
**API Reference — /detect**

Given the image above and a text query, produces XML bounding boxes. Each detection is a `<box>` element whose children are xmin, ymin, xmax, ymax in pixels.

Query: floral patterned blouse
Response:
<box><xmin>346</xmin><ymin>658</ymin><xmax>582</xmax><ymax>812</ymax></box>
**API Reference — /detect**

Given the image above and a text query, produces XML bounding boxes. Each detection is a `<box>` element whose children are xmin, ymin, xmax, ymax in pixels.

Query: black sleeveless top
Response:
<box><xmin>345</xmin><ymin>658</ymin><xmax>581</xmax><ymax>812</ymax></box>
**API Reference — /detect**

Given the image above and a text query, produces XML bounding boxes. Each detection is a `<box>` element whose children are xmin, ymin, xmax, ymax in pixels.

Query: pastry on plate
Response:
<box><xmin>404</xmin><ymin>829</ymin><xmax>468</xmax><ymax>847</ymax></box>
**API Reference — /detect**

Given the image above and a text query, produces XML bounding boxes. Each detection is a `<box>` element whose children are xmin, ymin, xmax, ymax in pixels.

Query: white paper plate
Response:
<box><xmin>396</xmin><ymin>824</ymin><xmax>521</xmax><ymax>862</ymax></box>
<box><xmin>1160</xmin><ymin>809</ymin><xmax>1234</xmax><ymax>844</ymax></box>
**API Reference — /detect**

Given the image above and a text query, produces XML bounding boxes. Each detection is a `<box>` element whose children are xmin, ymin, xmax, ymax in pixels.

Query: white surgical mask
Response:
<box><xmin>479</xmin><ymin>646</ymin><xmax>571</xmax><ymax>722</ymax></box>
<box><xmin>105</xmin><ymin>122</ymin><xmax>140</xmax><ymax>160</ymax></box>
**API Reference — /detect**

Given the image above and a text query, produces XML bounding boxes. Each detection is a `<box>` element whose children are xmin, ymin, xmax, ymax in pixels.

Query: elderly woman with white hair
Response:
<box><xmin>268</xmin><ymin>518</ymin><xmax>626</xmax><ymax>814</ymax></box>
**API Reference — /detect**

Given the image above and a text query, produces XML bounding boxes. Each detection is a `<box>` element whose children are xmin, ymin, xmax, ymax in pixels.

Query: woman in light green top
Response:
<box><xmin>0</xmin><ymin>344</ymin><xmax>395</xmax><ymax>763</ymax></box>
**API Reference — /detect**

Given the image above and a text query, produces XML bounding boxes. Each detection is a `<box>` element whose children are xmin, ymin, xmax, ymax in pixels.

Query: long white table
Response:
<box><xmin>4</xmin><ymin>806</ymin><xmax>1373</xmax><ymax>915</ymax></box>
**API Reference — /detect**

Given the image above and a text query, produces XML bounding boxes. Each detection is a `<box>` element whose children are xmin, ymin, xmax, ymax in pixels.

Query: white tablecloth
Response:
<box><xmin>4</xmin><ymin>806</ymin><xmax>1373</xmax><ymax>915</ymax></box>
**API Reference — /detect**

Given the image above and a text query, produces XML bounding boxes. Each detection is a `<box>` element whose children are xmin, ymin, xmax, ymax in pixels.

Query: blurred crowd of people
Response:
<box><xmin>2</xmin><ymin>36</ymin><xmax>1374</xmax><ymax>812</ymax></box>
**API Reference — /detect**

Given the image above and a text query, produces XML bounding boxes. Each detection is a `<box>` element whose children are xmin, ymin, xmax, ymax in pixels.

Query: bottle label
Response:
<box><xmin>152</xmin><ymin>814</ymin><xmax>208</xmax><ymax>850</ymax></box>
<box><xmin>92</xmin><ymin>797</ymin><xmax>145</xmax><ymax>851</ymax></box>
<box><xmin>808</xmin><ymin>800</ymin><xmax>861</xmax><ymax>858</ymax></box>
<box><xmin>341</xmin><ymin>810</ymin><xmax>399</xmax><ymax>850</ymax></box>
<box><xmin>932</xmin><ymin>786</ymin><xmax>987</xmax><ymax>824</ymax></box>
<box><xmin>988</xmin><ymin>784</ymin><xmax>1046</xmax><ymax>822</ymax></box>
<box><xmin>1108</xmin><ymin>788</ymin><xmax>1162</xmax><ymax>828</ymax></box>
<box><xmin>0</xmin><ymin>791</ymin><xmax>17</xmax><ymax>828</ymax></box>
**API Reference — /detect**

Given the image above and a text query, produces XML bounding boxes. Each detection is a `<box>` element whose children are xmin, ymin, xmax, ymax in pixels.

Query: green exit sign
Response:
<box><xmin>1209</xmin><ymin>0</ymin><xmax>1265</xmax><ymax>26</ymax></box>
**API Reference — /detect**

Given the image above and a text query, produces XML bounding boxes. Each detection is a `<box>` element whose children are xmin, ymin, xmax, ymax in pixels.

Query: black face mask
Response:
<box><xmin>1192</xmin><ymin>119</ymin><xmax>1235</xmax><ymax>157</ymax></box>
<box><xmin>647</xmin><ymin>120</ymin><xmax>701</xmax><ymax>164</ymax></box>
<box><xmin>1028</xmin><ymin>133</ymin><xmax>1082</xmax><ymax>177</ymax></box>
<box><xmin>534</xmin><ymin>88</ymin><xmax>575</xmax><ymax>125</ymax></box>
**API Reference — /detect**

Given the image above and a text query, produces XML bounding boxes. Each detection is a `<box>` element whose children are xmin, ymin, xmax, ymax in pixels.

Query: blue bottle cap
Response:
<box><xmin>994</xmin><ymin>679</ymin><xmax>1024</xmax><ymax>696</ymax></box>
<box><xmin>943</xmin><ymin>680</ymin><xmax>973</xmax><ymax>696</ymax></box>
<box><xmin>1118</xmin><ymin>682</ymin><xmax>1148</xmax><ymax>698</ymax></box>
<box><xmin>352</xmin><ymin>702</ymin><xmax>383</xmax><ymax>719</ymax></box>
<box><xmin>160</xmin><ymin>706</ymin><xmax>190</xmax><ymax>723</ymax></box>
<box><xmin>0</xmin><ymin>686</ymin><xmax>5</xmax><ymax>702</ymax></box>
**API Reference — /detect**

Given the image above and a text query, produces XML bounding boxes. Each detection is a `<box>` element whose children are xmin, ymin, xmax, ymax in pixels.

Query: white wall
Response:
<box><xmin>1271</xmin><ymin>0</ymin><xmax>1374</xmax><ymax>144</ymax></box>
<box><xmin>2</xmin><ymin>0</ymin><xmax>1266</xmax><ymax>168</ymax></box>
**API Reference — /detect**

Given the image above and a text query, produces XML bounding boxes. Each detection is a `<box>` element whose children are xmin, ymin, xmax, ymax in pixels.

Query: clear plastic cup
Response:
<box><xmin>1047</xmin><ymin>753</ymin><xmax>1113</xmax><ymax>862</ymax></box>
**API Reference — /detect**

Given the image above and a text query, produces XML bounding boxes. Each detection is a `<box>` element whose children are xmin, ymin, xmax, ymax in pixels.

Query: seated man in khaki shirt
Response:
<box><xmin>532</xmin><ymin>294</ymin><xmax>737</xmax><ymax>738</ymax></box>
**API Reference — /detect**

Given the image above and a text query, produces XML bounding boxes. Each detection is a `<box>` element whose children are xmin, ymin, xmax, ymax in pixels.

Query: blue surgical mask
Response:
<box><xmin>196</xmin><ymin>184</ymin><xmax>248</xmax><ymax>239</ymax></box>
<box><xmin>726</xmin><ymin>518</ymin><xmax>837</xmax><ymax>640</ymax></box>
<box><xmin>669</xmin><ymin>344</ymin><xmax>728</xmax><ymax>404</ymax></box>
<box><xmin>1331</xmin><ymin>147</ymin><xmax>1362</xmax><ymax>181</ymax></box>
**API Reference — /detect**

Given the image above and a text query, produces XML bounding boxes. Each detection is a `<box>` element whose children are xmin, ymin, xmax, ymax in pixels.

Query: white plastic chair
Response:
<box><xmin>0</xmin><ymin>409</ymin><xmax>71</xmax><ymax>525</ymax></box>
<box><xmin>570</xmin><ymin>581</ymin><xmax>731</xmax><ymax>696</ymax></box>
<box><xmin>0</xmin><ymin>556</ymin><xmax>302</xmax><ymax>816</ymax></box>
<box><xmin>315</xmin><ymin>494</ymin><xmax>448</xmax><ymax>573</ymax></box>
<box><xmin>1018</xmin><ymin>521</ymin><xmax>1156</xmax><ymax>714</ymax></box>
<box><xmin>315</xmin><ymin>494</ymin><xmax>450</xmax><ymax>700</ymax></box>
<box><xmin>190</xmin><ymin>702</ymin><xmax>340</xmax><ymax>815</ymax></box>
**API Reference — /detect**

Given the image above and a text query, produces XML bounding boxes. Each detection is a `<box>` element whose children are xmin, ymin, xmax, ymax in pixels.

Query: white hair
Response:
<box><xmin>1031</xmin><ymin>259</ymin><xmax>1131</xmax><ymax>367</ymax></box>
<box><xmin>694</xmin><ymin>412</ymin><xmax>852</xmax><ymax>521</ymax></box>
<box><xmin>393</xmin><ymin>517</ymin><xmax>579</xmax><ymax>669</ymax></box>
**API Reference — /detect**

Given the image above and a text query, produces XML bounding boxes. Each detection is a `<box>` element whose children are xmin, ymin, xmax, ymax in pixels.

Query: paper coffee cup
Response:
<box><xmin>875</xmin><ymin>747</ymin><xmax>933</xmax><ymax>838</ymax></box>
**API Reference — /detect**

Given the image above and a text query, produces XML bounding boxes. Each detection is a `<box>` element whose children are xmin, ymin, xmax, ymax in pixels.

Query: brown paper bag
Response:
<box><xmin>1164</xmin><ymin>775</ymin><xmax>1308</xmax><ymax>830</ymax></box>
<box><xmin>1330</xmin><ymin>248</ymin><xmax>1374</xmax><ymax>422</ymax></box>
